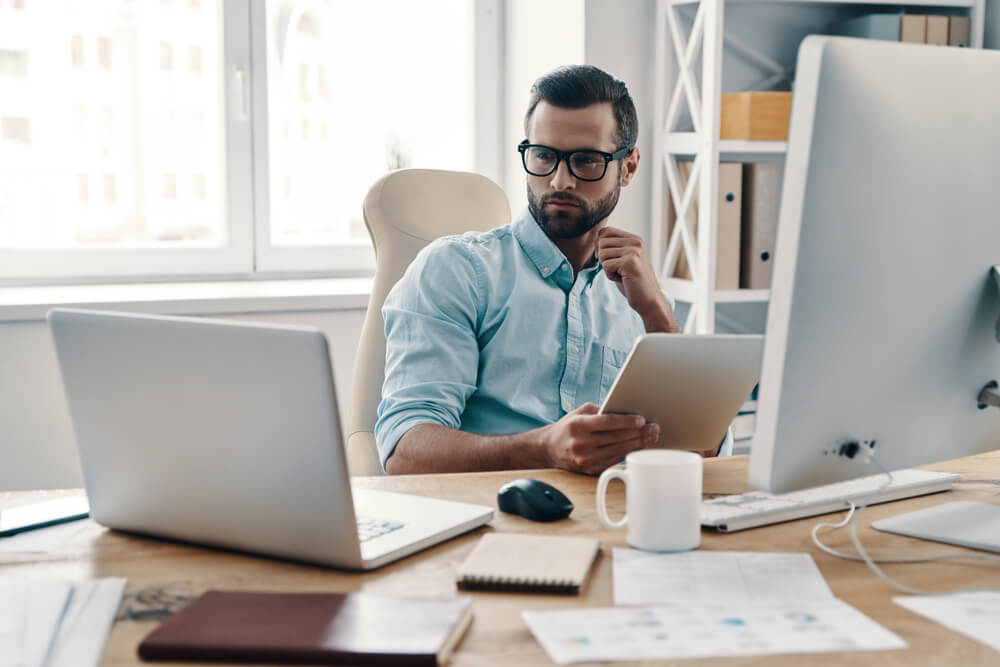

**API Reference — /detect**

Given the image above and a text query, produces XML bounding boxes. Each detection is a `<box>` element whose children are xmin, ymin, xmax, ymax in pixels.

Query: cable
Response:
<box><xmin>810</xmin><ymin>452</ymin><xmax>1000</xmax><ymax>596</ymax></box>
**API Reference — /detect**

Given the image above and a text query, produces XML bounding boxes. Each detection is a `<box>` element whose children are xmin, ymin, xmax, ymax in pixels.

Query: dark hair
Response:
<box><xmin>523</xmin><ymin>65</ymin><xmax>637</xmax><ymax>151</ymax></box>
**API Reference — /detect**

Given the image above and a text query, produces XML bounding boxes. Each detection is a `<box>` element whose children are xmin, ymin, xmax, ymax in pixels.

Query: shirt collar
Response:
<box><xmin>512</xmin><ymin>209</ymin><xmax>570</xmax><ymax>280</ymax></box>
<box><xmin>512</xmin><ymin>209</ymin><xmax>605</xmax><ymax>284</ymax></box>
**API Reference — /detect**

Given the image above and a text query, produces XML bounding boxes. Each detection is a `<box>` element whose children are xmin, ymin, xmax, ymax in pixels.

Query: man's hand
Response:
<box><xmin>596</xmin><ymin>227</ymin><xmax>680</xmax><ymax>333</ymax></box>
<box><xmin>539</xmin><ymin>403</ymin><xmax>659</xmax><ymax>475</ymax></box>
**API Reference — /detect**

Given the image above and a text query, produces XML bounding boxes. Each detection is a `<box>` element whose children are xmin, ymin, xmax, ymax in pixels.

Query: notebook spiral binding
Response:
<box><xmin>456</xmin><ymin>576</ymin><xmax>579</xmax><ymax>594</ymax></box>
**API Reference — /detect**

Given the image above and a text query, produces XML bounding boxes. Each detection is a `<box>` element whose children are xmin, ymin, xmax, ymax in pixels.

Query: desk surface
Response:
<box><xmin>3</xmin><ymin>452</ymin><xmax>1000</xmax><ymax>666</ymax></box>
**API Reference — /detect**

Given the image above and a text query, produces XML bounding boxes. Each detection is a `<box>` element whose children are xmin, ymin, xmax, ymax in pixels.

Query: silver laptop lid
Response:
<box><xmin>48</xmin><ymin>308</ymin><xmax>363</xmax><ymax>566</ymax></box>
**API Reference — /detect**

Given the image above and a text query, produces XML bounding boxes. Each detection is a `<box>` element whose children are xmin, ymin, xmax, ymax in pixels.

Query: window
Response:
<box><xmin>159</xmin><ymin>42</ymin><xmax>173</xmax><ymax>71</ymax></box>
<box><xmin>71</xmin><ymin>36</ymin><xmax>84</xmax><ymax>69</ymax></box>
<box><xmin>0</xmin><ymin>0</ymin><xmax>493</xmax><ymax>282</ymax></box>
<box><xmin>258</xmin><ymin>0</ymin><xmax>475</xmax><ymax>271</ymax></box>
<box><xmin>103</xmin><ymin>174</ymin><xmax>116</xmax><ymax>203</ymax></box>
<box><xmin>1</xmin><ymin>117</ymin><xmax>30</xmax><ymax>144</ymax></box>
<box><xmin>98</xmin><ymin>37</ymin><xmax>111</xmax><ymax>71</ymax></box>
<box><xmin>193</xmin><ymin>173</ymin><xmax>207</xmax><ymax>200</ymax></box>
<box><xmin>76</xmin><ymin>174</ymin><xmax>89</xmax><ymax>203</ymax></box>
<box><xmin>162</xmin><ymin>174</ymin><xmax>178</xmax><ymax>200</ymax></box>
<box><xmin>0</xmin><ymin>50</ymin><xmax>28</xmax><ymax>77</ymax></box>
<box><xmin>188</xmin><ymin>45</ymin><xmax>203</xmax><ymax>75</ymax></box>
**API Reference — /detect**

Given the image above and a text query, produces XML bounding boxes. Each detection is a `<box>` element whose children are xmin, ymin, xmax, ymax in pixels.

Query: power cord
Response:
<box><xmin>810</xmin><ymin>451</ymin><xmax>1000</xmax><ymax>595</ymax></box>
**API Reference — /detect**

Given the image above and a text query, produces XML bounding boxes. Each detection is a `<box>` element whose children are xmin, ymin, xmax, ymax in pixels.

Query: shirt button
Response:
<box><xmin>543</xmin><ymin>266</ymin><xmax>551</xmax><ymax>273</ymax></box>
<box><xmin>563</xmin><ymin>400</ymin><xmax>572</xmax><ymax>411</ymax></box>
<box><xmin>570</xmin><ymin>344</ymin><xmax>579</xmax><ymax>353</ymax></box>
<box><xmin>560</xmin><ymin>264</ymin><xmax>568</xmax><ymax>271</ymax></box>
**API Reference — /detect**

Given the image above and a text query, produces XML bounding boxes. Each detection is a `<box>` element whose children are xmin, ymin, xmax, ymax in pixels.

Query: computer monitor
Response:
<box><xmin>749</xmin><ymin>36</ymin><xmax>1000</xmax><ymax>495</ymax></box>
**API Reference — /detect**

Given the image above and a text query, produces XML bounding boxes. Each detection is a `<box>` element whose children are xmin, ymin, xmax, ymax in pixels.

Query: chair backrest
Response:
<box><xmin>346</xmin><ymin>169</ymin><xmax>511</xmax><ymax>475</ymax></box>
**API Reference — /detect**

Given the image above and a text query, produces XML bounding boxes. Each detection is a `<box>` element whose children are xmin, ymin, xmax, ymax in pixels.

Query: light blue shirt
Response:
<box><xmin>375</xmin><ymin>209</ymin><xmax>731</xmax><ymax>468</ymax></box>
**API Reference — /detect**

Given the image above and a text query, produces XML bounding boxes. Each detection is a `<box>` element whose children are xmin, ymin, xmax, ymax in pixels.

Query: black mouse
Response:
<box><xmin>497</xmin><ymin>478</ymin><xmax>573</xmax><ymax>522</ymax></box>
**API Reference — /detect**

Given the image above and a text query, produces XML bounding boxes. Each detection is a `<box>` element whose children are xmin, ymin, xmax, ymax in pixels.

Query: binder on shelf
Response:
<box><xmin>926</xmin><ymin>16</ymin><xmax>949</xmax><ymax>45</ymax></box>
<box><xmin>949</xmin><ymin>16</ymin><xmax>970</xmax><ymax>47</ymax></box>
<box><xmin>668</xmin><ymin>161</ymin><xmax>742</xmax><ymax>290</ymax></box>
<box><xmin>740</xmin><ymin>163</ymin><xmax>781</xmax><ymax>290</ymax></box>
<box><xmin>900</xmin><ymin>14</ymin><xmax>927</xmax><ymax>43</ymax></box>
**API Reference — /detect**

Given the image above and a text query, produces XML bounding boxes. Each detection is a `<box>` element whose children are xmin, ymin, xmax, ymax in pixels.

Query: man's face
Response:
<box><xmin>525</xmin><ymin>101</ymin><xmax>636</xmax><ymax>239</ymax></box>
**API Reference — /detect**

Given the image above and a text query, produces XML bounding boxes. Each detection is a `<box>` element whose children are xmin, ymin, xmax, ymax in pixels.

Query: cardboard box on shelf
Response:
<box><xmin>926</xmin><ymin>16</ymin><xmax>949</xmax><ymax>45</ymax></box>
<box><xmin>720</xmin><ymin>92</ymin><xmax>792</xmax><ymax>141</ymax></box>
<box><xmin>900</xmin><ymin>14</ymin><xmax>927</xmax><ymax>43</ymax></box>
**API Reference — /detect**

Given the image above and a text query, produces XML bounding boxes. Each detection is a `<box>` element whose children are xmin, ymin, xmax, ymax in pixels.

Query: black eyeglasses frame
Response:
<box><xmin>517</xmin><ymin>140</ymin><xmax>633</xmax><ymax>182</ymax></box>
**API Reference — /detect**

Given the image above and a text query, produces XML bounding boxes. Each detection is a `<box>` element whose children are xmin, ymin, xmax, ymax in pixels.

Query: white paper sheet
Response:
<box><xmin>894</xmin><ymin>592</ymin><xmax>1000</xmax><ymax>652</ymax></box>
<box><xmin>23</xmin><ymin>583</ymin><xmax>73</xmax><ymax>667</ymax></box>
<box><xmin>613</xmin><ymin>548</ymin><xmax>835</xmax><ymax>605</ymax></box>
<box><xmin>47</xmin><ymin>578</ymin><xmax>126</xmax><ymax>667</ymax></box>
<box><xmin>0</xmin><ymin>586</ymin><xmax>26</xmax><ymax>667</ymax></box>
<box><xmin>0</xmin><ymin>579</ymin><xmax>124</xmax><ymax>667</ymax></box>
<box><xmin>523</xmin><ymin>599</ymin><xmax>907</xmax><ymax>664</ymax></box>
<box><xmin>0</xmin><ymin>523</ymin><xmax>92</xmax><ymax>555</ymax></box>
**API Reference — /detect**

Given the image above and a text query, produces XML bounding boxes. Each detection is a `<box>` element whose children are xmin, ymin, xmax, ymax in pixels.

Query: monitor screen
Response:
<box><xmin>749</xmin><ymin>37</ymin><xmax>1000</xmax><ymax>494</ymax></box>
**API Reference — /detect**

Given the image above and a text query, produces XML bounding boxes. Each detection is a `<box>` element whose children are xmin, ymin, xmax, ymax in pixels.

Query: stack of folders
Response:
<box><xmin>832</xmin><ymin>13</ymin><xmax>971</xmax><ymax>47</ymax></box>
<box><xmin>0</xmin><ymin>578</ymin><xmax>126</xmax><ymax>667</ymax></box>
<box><xmin>668</xmin><ymin>162</ymin><xmax>781</xmax><ymax>291</ymax></box>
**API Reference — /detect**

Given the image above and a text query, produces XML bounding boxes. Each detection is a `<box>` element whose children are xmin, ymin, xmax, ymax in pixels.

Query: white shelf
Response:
<box><xmin>666</xmin><ymin>133</ymin><xmax>787</xmax><ymax>161</ymax></box>
<box><xmin>663</xmin><ymin>277</ymin><xmax>770</xmax><ymax>303</ymax></box>
<box><xmin>668</xmin><ymin>0</ymin><xmax>973</xmax><ymax>6</ymax></box>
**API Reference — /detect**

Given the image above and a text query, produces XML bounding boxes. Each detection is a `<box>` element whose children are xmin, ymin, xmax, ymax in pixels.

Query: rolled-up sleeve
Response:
<box><xmin>375</xmin><ymin>240</ymin><xmax>484</xmax><ymax>469</ymax></box>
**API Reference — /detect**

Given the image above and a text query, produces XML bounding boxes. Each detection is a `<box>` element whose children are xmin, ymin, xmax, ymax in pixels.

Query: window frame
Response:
<box><xmin>0</xmin><ymin>0</ymin><xmax>501</xmax><ymax>285</ymax></box>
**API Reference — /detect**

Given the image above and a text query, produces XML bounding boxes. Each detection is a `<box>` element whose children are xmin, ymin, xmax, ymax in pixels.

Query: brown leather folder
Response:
<box><xmin>138</xmin><ymin>590</ymin><xmax>473</xmax><ymax>665</ymax></box>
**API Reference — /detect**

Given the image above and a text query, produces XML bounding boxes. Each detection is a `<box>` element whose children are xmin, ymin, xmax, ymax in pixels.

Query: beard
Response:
<box><xmin>527</xmin><ymin>184</ymin><xmax>621</xmax><ymax>239</ymax></box>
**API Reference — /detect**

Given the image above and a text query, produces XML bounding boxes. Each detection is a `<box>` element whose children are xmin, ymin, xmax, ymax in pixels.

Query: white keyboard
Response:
<box><xmin>701</xmin><ymin>469</ymin><xmax>961</xmax><ymax>533</ymax></box>
<box><xmin>357</xmin><ymin>516</ymin><xmax>404</xmax><ymax>542</ymax></box>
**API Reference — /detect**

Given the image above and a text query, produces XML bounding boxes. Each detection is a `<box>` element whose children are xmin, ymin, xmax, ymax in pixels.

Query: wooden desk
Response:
<box><xmin>3</xmin><ymin>452</ymin><xmax>999</xmax><ymax>666</ymax></box>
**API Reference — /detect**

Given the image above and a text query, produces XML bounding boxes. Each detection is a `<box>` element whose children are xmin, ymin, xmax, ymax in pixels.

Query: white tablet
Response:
<box><xmin>599</xmin><ymin>334</ymin><xmax>763</xmax><ymax>451</ymax></box>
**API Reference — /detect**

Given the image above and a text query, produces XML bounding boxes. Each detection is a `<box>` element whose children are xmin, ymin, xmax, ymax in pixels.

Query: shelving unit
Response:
<box><xmin>651</xmin><ymin>0</ymin><xmax>985</xmax><ymax>334</ymax></box>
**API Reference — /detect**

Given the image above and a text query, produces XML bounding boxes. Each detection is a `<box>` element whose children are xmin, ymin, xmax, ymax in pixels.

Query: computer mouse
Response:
<box><xmin>497</xmin><ymin>478</ymin><xmax>574</xmax><ymax>522</ymax></box>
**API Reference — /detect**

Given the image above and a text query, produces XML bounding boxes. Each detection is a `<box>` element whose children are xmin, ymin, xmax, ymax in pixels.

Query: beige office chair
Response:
<box><xmin>346</xmin><ymin>169</ymin><xmax>511</xmax><ymax>476</ymax></box>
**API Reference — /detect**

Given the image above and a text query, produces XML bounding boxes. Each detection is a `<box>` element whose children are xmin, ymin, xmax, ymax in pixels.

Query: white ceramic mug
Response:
<box><xmin>596</xmin><ymin>450</ymin><xmax>703</xmax><ymax>552</ymax></box>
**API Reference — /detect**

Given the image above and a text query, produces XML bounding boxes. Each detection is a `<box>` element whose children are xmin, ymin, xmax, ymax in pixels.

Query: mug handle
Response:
<box><xmin>596</xmin><ymin>467</ymin><xmax>628</xmax><ymax>529</ymax></box>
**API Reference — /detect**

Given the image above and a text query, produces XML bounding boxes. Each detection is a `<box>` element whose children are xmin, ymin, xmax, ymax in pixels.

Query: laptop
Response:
<box><xmin>48</xmin><ymin>308</ymin><xmax>493</xmax><ymax>570</ymax></box>
<box><xmin>600</xmin><ymin>334</ymin><xmax>763</xmax><ymax>451</ymax></box>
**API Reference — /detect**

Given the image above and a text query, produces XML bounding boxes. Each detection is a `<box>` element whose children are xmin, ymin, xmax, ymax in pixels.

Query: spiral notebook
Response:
<box><xmin>456</xmin><ymin>534</ymin><xmax>600</xmax><ymax>594</ymax></box>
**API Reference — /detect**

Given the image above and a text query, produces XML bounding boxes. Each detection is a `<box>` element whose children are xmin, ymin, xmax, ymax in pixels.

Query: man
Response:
<box><xmin>376</xmin><ymin>65</ymin><xmax>728</xmax><ymax>475</ymax></box>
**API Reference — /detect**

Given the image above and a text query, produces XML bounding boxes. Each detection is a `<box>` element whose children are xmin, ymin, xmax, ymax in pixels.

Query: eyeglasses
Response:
<box><xmin>517</xmin><ymin>141</ymin><xmax>632</xmax><ymax>182</ymax></box>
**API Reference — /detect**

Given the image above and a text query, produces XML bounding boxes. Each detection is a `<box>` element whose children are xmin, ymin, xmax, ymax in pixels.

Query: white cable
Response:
<box><xmin>810</xmin><ymin>451</ymin><xmax>1000</xmax><ymax>596</ymax></box>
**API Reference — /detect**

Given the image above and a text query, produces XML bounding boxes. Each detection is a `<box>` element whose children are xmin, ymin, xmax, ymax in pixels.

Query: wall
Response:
<box><xmin>0</xmin><ymin>308</ymin><xmax>364</xmax><ymax>491</ymax></box>
<box><xmin>502</xmin><ymin>0</ymin><xmax>586</xmax><ymax>216</ymax></box>
<box><xmin>584</xmin><ymin>0</ymin><xmax>655</xmax><ymax>238</ymax></box>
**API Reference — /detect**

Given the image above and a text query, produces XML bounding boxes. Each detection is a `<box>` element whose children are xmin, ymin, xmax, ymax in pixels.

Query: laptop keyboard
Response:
<box><xmin>357</xmin><ymin>515</ymin><xmax>405</xmax><ymax>542</ymax></box>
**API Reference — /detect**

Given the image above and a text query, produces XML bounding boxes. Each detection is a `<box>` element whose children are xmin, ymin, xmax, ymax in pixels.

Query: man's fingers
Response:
<box><xmin>572</xmin><ymin>402</ymin><xmax>600</xmax><ymax>415</ymax></box>
<box><xmin>589</xmin><ymin>423</ymin><xmax>658</xmax><ymax>446</ymax></box>
<box><xmin>579</xmin><ymin>426</ymin><xmax>647</xmax><ymax>448</ymax></box>
<box><xmin>596</xmin><ymin>247</ymin><xmax>636</xmax><ymax>262</ymax></box>
<box><xmin>585</xmin><ymin>437</ymin><xmax>650</xmax><ymax>475</ymax></box>
<box><xmin>576</xmin><ymin>412</ymin><xmax>647</xmax><ymax>431</ymax></box>
<box><xmin>596</xmin><ymin>235</ymin><xmax>642</xmax><ymax>249</ymax></box>
<box><xmin>597</xmin><ymin>226</ymin><xmax>636</xmax><ymax>240</ymax></box>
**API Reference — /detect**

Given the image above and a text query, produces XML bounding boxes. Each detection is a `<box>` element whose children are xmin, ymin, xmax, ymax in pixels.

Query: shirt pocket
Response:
<box><xmin>599</xmin><ymin>344</ymin><xmax>631</xmax><ymax>403</ymax></box>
